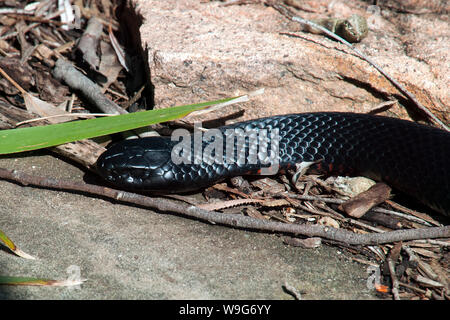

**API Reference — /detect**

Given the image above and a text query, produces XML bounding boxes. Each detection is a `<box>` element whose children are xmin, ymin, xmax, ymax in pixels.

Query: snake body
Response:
<box><xmin>96</xmin><ymin>112</ymin><xmax>450</xmax><ymax>216</ymax></box>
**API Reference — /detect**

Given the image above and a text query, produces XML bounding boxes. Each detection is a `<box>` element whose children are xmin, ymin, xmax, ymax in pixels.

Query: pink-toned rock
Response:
<box><xmin>125</xmin><ymin>0</ymin><xmax>448</xmax><ymax>124</ymax></box>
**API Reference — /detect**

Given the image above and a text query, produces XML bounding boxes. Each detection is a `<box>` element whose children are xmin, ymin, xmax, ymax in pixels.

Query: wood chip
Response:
<box><xmin>338</xmin><ymin>183</ymin><xmax>391</xmax><ymax>218</ymax></box>
<box><xmin>413</xmin><ymin>275</ymin><xmax>444</xmax><ymax>288</ymax></box>
<box><xmin>283</xmin><ymin>236</ymin><xmax>322</xmax><ymax>248</ymax></box>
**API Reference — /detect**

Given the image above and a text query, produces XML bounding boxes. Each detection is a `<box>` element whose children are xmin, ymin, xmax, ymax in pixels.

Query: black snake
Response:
<box><xmin>96</xmin><ymin>112</ymin><xmax>450</xmax><ymax>216</ymax></box>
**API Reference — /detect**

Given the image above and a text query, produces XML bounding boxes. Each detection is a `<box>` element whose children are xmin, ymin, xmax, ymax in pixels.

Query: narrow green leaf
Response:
<box><xmin>0</xmin><ymin>229</ymin><xmax>36</xmax><ymax>259</ymax></box>
<box><xmin>0</xmin><ymin>276</ymin><xmax>85</xmax><ymax>286</ymax></box>
<box><xmin>0</xmin><ymin>228</ymin><xmax>16</xmax><ymax>251</ymax></box>
<box><xmin>0</xmin><ymin>96</ymin><xmax>240</xmax><ymax>155</ymax></box>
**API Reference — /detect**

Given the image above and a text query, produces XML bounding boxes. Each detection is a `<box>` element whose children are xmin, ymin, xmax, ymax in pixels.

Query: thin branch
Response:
<box><xmin>0</xmin><ymin>8</ymin><xmax>35</xmax><ymax>15</ymax></box>
<box><xmin>292</xmin><ymin>16</ymin><xmax>448</xmax><ymax>131</ymax></box>
<box><xmin>388</xmin><ymin>258</ymin><xmax>401</xmax><ymax>300</ymax></box>
<box><xmin>281</xmin><ymin>192</ymin><xmax>434</xmax><ymax>226</ymax></box>
<box><xmin>52</xmin><ymin>58</ymin><xmax>127</xmax><ymax>115</ymax></box>
<box><xmin>0</xmin><ymin>167</ymin><xmax>448</xmax><ymax>246</ymax></box>
<box><xmin>283</xmin><ymin>281</ymin><xmax>302</xmax><ymax>300</ymax></box>
<box><xmin>15</xmin><ymin>113</ymin><xmax>116</xmax><ymax>127</ymax></box>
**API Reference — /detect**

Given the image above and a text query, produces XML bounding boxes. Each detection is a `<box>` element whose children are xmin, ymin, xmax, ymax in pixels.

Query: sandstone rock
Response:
<box><xmin>125</xmin><ymin>0</ymin><xmax>448</xmax><ymax>124</ymax></box>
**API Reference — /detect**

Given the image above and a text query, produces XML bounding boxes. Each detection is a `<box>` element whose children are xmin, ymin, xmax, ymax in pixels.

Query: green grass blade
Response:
<box><xmin>0</xmin><ymin>228</ymin><xmax>16</xmax><ymax>251</ymax></box>
<box><xmin>0</xmin><ymin>276</ymin><xmax>85</xmax><ymax>286</ymax></box>
<box><xmin>0</xmin><ymin>276</ymin><xmax>53</xmax><ymax>285</ymax></box>
<box><xmin>0</xmin><ymin>229</ymin><xmax>36</xmax><ymax>259</ymax></box>
<box><xmin>0</xmin><ymin>96</ymin><xmax>239</xmax><ymax>155</ymax></box>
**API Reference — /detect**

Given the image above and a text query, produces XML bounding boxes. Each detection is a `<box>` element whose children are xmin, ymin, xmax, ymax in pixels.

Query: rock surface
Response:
<box><xmin>128</xmin><ymin>0</ymin><xmax>448</xmax><ymax>124</ymax></box>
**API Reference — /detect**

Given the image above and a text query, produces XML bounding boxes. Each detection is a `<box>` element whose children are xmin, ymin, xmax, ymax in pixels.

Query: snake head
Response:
<box><xmin>96</xmin><ymin>137</ymin><xmax>174</xmax><ymax>190</ymax></box>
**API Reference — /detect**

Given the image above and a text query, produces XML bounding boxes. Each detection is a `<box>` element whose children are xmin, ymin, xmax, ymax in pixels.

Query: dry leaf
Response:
<box><xmin>99</xmin><ymin>41</ymin><xmax>124</xmax><ymax>89</ymax></box>
<box><xmin>318</xmin><ymin>216</ymin><xmax>340</xmax><ymax>229</ymax></box>
<box><xmin>23</xmin><ymin>92</ymin><xmax>73</xmax><ymax>123</ymax></box>
<box><xmin>108</xmin><ymin>24</ymin><xmax>129</xmax><ymax>72</ymax></box>
<box><xmin>197</xmin><ymin>198</ymin><xmax>263</xmax><ymax>211</ymax></box>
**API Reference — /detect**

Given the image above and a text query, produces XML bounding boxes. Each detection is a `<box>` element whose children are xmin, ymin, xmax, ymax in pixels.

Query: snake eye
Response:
<box><xmin>143</xmin><ymin>150</ymin><xmax>171</xmax><ymax>170</ymax></box>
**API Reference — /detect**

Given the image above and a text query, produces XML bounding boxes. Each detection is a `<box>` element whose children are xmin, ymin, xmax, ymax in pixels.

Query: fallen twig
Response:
<box><xmin>14</xmin><ymin>113</ymin><xmax>115</xmax><ymax>127</ymax></box>
<box><xmin>0</xmin><ymin>167</ymin><xmax>448</xmax><ymax>246</ymax></box>
<box><xmin>52</xmin><ymin>58</ymin><xmax>127</xmax><ymax>115</ymax></box>
<box><xmin>280</xmin><ymin>192</ymin><xmax>435</xmax><ymax>227</ymax></box>
<box><xmin>387</xmin><ymin>242</ymin><xmax>403</xmax><ymax>300</ymax></box>
<box><xmin>387</xmin><ymin>258</ymin><xmax>401</xmax><ymax>300</ymax></box>
<box><xmin>283</xmin><ymin>281</ymin><xmax>302</xmax><ymax>300</ymax></box>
